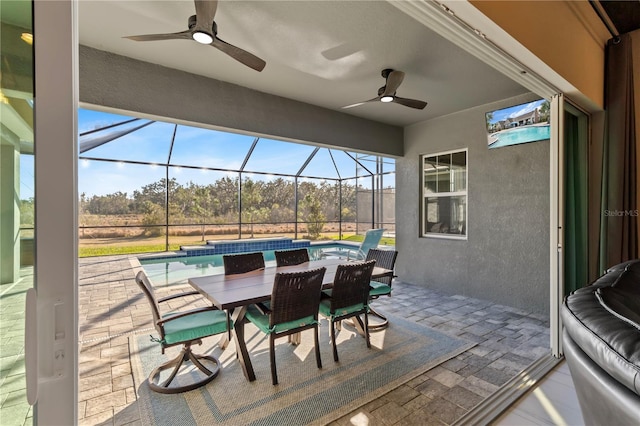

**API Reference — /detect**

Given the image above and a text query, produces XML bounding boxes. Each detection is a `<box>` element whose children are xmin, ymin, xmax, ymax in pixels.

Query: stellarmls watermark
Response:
<box><xmin>603</xmin><ymin>209</ymin><xmax>639</xmax><ymax>217</ymax></box>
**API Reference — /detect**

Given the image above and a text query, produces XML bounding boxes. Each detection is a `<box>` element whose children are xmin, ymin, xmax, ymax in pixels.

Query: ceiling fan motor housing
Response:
<box><xmin>188</xmin><ymin>15</ymin><xmax>218</xmax><ymax>35</ymax></box>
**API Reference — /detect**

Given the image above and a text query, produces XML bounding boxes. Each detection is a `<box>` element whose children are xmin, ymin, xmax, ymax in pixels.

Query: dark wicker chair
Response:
<box><xmin>319</xmin><ymin>260</ymin><xmax>376</xmax><ymax>362</ymax></box>
<box><xmin>274</xmin><ymin>248</ymin><xmax>309</xmax><ymax>267</ymax></box>
<box><xmin>135</xmin><ymin>270</ymin><xmax>229</xmax><ymax>394</ymax></box>
<box><xmin>222</xmin><ymin>251</ymin><xmax>266</xmax><ymax>338</ymax></box>
<box><xmin>365</xmin><ymin>249</ymin><xmax>398</xmax><ymax>329</ymax></box>
<box><xmin>244</xmin><ymin>267</ymin><xmax>327</xmax><ymax>385</ymax></box>
<box><xmin>223</xmin><ymin>251</ymin><xmax>265</xmax><ymax>275</ymax></box>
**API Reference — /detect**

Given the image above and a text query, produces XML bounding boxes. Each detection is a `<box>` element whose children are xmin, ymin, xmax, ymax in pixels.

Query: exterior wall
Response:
<box><xmin>470</xmin><ymin>0</ymin><xmax>609</xmax><ymax>109</ymax></box>
<box><xmin>396</xmin><ymin>93</ymin><xmax>550</xmax><ymax>314</ymax></box>
<box><xmin>79</xmin><ymin>46</ymin><xmax>403</xmax><ymax>157</ymax></box>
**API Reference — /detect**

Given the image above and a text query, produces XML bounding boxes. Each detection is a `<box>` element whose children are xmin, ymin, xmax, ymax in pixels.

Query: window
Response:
<box><xmin>421</xmin><ymin>149</ymin><xmax>467</xmax><ymax>239</ymax></box>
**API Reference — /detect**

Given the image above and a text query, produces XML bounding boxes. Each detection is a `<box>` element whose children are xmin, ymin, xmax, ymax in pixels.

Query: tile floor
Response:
<box><xmin>0</xmin><ymin>269</ymin><xmax>34</xmax><ymax>426</ymax></box>
<box><xmin>0</xmin><ymin>254</ymin><xmax>556</xmax><ymax>426</ymax></box>
<box><xmin>496</xmin><ymin>361</ymin><xmax>584</xmax><ymax>425</ymax></box>
<box><xmin>75</xmin><ymin>255</ymin><xmax>552</xmax><ymax>425</ymax></box>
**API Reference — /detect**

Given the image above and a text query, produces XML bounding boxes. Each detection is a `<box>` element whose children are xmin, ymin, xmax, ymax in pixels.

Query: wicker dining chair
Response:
<box><xmin>135</xmin><ymin>270</ymin><xmax>229</xmax><ymax>393</ymax></box>
<box><xmin>221</xmin><ymin>251</ymin><xmax>266</xmax><ymax>338</ymax></box>
<box><xmin>274</xmin><ymin>248</ymin><xmax>310</xmax><ymax>267</ymax></box>
<box><xmin>319</xmin><ymin>260</ymin><xmax>376</xmax><ymax>362</ymax></box>
<box><xmin>365</xmin><ymin>249</ymin><xmax>398</xmax><ymax>329</ymax></box>
<box><xmin>223</xmin><ymin>251</ymin><xmax>266</xmax><ymax>275</ymax></box>
<box><xmin>244</xmin><ymin>267</ymin><xmax>327</xmax><ymax>385</ymax></box>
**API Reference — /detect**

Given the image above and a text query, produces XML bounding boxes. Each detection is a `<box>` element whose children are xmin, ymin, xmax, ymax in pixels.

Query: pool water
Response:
<box><xmin>138</xmin><ymin>243</ymin><xmax>356</xmax><ymax>286</ymax></box>
<box><xmin>490</xmin><ymin>124</ymin><xmax>550</xmax><ymax>148</ymax></box>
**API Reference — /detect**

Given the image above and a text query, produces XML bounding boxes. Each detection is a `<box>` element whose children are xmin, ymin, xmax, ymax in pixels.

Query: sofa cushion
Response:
<box><xmin>561</xmin><ymin>260</ymin><xmax>640</xmax><ymax>397</ymax></box>
<box><xmin>612</xmin><ymin>261</ymin><xmax>640</xmax><ymax>293</ymax></box>
<box><xmin>595</xmin><ymin>262</ymin><xmax>640</xmax><ymax>331</ymax></box>
<box><xmin>596</xmin><ymin>287</ymin><xmax>640</xmax><ymax>331</ymax></box>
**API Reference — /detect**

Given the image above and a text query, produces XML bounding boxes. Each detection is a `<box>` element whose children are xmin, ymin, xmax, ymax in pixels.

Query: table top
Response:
<box><xmin>188</xmin><ymin>258</ymin><xmax>391</xmax><ymax>310</ymax></box>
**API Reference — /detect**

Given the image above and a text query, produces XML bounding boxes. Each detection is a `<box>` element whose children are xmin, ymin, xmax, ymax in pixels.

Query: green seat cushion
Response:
<box><xmin>319</xmin><ymin>299</ymin><xmax>366</xmax><ymax>318</ymax></box>
<box><xmin>162</xmin><ymin>309</ymin><xmax>229</xmax><ymax>346</ymax></box>
<box><xmin>245</xmin><ymin>304</ymin><xmax>317</xmax><ymax>334</ymax></box>
<box><xmin>369</xmin><ymin>281</ymin><xmax>392</xmax><ymax>297</ymax></box>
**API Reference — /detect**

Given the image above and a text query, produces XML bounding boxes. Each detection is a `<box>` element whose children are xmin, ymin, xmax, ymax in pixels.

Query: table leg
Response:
<box><xmin>367</xmin><ymin>306</ymin><xmax>389</xmax><ymax>330</ymax></box>
<box><xmin>352</xmin><ymin>316</ymin><xmax>366</xmax><ymax>336</ymax></box>
<box><xmin>218</xmin><ymin>334</ymin><xmax>229</xmax><ymax>349</ymax></box>
<box><xmin>288</xmin><ymin>332</ymin><xmax>301</xmax><ymax>345</ymax></box>
<box><xmin>231</xmin><ymin>306</ymin><xmax>256</xmax><ymax>382</ymax></box>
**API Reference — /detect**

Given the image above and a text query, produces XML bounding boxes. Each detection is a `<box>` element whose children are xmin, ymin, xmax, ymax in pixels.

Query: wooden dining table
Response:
<box><xmin>188</xmin><ymin>258</ymin><xmax>392</xmax><ymax>382</ymax></box>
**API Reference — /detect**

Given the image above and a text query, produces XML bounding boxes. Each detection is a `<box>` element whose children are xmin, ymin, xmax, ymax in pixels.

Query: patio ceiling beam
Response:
<box><xmin>80</xmin><ymin>46</ymin><xmax>404</xmax><ymax>156</ymax></box>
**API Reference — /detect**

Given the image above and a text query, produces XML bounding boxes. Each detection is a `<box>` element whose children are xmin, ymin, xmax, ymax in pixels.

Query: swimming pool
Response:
<box><xmin>490</xmin><ymin>124</ymin><xmax>550</xmax><ymax>148</ymax></box>
<box><xmin>138</xmin><ymin>242</ymin><xmax>358</xmax><ymax>286</ymax></box>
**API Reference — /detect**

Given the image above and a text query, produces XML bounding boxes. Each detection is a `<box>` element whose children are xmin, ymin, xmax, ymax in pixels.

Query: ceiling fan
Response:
<box><xmin>343</xmin><ymin>69</ymin><xmax>427</xmax><ymax>110</ymax></box>
<box><xmin>123</xmin><ymin>0</ymin><xmax>266</xmax><ymax>72</ymax></box>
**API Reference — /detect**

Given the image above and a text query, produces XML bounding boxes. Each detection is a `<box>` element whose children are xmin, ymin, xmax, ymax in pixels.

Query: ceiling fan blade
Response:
<box><xmin>342</xmin><ymin>97</ymin><xmax>380</xmax><ymax>109</ymax></box>
<box><xmin>193</xmin><ymin>0</ymin><xmax>218</xmax><ymax>33</ymax></box>
<box><xmin>393</xmin><ymin>96</ymin><xmax>428</xmax><ymax>110</ymax></box>
<box><xmin>382</xmin><ymin>70</ymin><xmax>405</xmax><ymax>97</ymax></box>
<box><xmin>124</xmin><ymin>30</ymin><xmax>193</xmax><ymax>42</ymax></box>
<box><xmin>211</xmin><ymin>37</ymin><xmax>266</xmax><ymax>71</ymax></box>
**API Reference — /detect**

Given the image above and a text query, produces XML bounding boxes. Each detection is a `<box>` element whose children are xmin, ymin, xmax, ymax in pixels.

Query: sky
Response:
<box><xmin>486</xmin><ymin>99</ymin><xmax>546</xmax><ymax>128</ymax></box>
<box><xmin>20</xmin><ymin>108</ymin><xmax>393</xmax><ymax>199</ymax></box>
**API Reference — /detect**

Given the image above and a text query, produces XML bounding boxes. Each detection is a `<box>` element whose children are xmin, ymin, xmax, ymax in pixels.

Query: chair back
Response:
<box><xmin>329</xmin><ymin>260</ymin><xmax>376</xmax><ymax>312</ymax></box>
<box><xmin>275</xmin><ymin>248</ymin><xmax>309</xmax><ymax>267</ymax></box>
<box><xmin>135</xmin><ymin>271</ymin><xmax>164</xmax><ymax>337</ymax></box>
<box><xmin>223</xmin><ymin>251</ymin><xmax>265</xmax><ymax>275</ymax></box>
<box><xmin>365</xmin><ymin>249</ymin><xmax>398</xmax><ymax>285</ymax></box>
<box><xmin>355</xmin><ymin>228</ymin><xmax>385</xmax><ymax>260</ymax></box>
<box><xmin>269</xmin><ymin>267</ymin><xmax>326</xmax><ymax>327</ymax></box>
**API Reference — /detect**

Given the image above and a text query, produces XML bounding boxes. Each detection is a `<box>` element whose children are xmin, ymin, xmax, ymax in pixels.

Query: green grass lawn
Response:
<box><xmin>79</xmin><ymin>244</ymin><xmax>182</xmax><ymax>257</ymax></box>
<box><xmin>333</xmin><ymin>234</ymin><xmax>395</xmax><ymax>246</ymax></box>
<box><xmin>79</xmin><ymin>234</ymin><xmax>395</xmax><ymax>257</ymax></box>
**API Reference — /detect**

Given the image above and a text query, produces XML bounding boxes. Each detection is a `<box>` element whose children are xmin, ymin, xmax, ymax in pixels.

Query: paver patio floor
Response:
<box><xmin>73</xmin><ymin>254</ymin><xmax>550</xmax><ymax>425</ymax></box>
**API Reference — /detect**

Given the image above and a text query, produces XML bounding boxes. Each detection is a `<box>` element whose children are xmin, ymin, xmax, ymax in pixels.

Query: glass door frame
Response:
<box><xmin>27</xmin><ymin>1</ymin><xmax>79</xmax><ymax>424</ymax></box>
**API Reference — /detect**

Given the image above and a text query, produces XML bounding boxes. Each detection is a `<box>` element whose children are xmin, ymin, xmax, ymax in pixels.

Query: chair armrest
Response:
<box><xmin>351</xmin><ymin>249</ymin><xmax>366</xmax><ymax>261</ymax></box>
<box><xmin>157</xmin><ymin>290</ymin><xmax>201</xmax><ymax>303</ymax></box>
<box><xmin>156</xmin><ymin>306</ymin><xmax>219</xmax><ymax>325</ymax></box>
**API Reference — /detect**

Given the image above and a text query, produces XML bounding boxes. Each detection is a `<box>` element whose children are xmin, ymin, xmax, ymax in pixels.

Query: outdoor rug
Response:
<box><xmin>131</xmin><ymin>314</ymin><xmax>475</xmax><ymax>426</ymax></box>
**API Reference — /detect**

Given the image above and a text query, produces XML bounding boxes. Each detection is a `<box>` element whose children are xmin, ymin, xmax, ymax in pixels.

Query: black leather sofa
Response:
<box><xmin>561</xmin><ymin>260</ymin><xmax>640</xmax><ymax>425</ymax></box>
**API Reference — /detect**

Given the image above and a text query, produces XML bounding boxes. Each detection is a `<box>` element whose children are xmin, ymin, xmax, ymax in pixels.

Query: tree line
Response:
<box><xmin>79</xmin><ymin>177</ymin><xmax>364</xmax><ymax>238</ymax></box>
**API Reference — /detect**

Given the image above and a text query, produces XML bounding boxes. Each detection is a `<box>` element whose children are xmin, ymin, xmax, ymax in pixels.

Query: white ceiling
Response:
<box><xmin>79</xmin><ymin>0</ymin><xmax>527</xmax><ymax>127</ymax></box>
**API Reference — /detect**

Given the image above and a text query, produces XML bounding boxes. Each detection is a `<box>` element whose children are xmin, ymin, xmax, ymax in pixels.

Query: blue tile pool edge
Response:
<box><xmin>137</xmin><ymin>239</ymin><xmax>359</xmax><ymax>262</ymax></box>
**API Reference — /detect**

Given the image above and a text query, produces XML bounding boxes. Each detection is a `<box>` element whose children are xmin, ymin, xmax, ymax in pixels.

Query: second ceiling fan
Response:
<box><xmin>124</xmin><ymin>0</ymin><xmax>266</xmax><ymax>72</ymax></box>
<box><xmin>343</xmin><ymin>69</ymin><xmax>428</xmax><ymax>110</ymax></box>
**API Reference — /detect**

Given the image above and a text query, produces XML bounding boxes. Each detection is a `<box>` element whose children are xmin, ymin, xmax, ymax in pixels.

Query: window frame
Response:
<box><xmin>420</xmin><ymin>148</ymin><xmax>468</xmax><ymax>240</ymax></box>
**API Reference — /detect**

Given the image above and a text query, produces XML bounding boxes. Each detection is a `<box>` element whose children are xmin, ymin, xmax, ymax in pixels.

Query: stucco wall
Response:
<box><xmin>396</xmin><ymin>94</ymin><xmax>550</xmax><ymax>314</ymax></box>
<box><xmin>79</xmin><ymin>46</ymin><xmax>403</xmax><ymax>157</ymax></box>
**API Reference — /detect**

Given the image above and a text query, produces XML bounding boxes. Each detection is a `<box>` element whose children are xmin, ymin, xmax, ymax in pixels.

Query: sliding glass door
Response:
<box><xmin>1</xmin><ymin>1</ymin><xmax>34</xmax><ymax>424</ymax></box>
<box><xmin>563</xmin><ymin>104</ymin><xmax>590</xmax><ymax>295</ymax></box>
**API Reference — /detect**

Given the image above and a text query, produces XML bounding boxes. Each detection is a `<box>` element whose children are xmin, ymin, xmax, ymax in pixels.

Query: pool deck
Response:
<box><xmin>74</xmin><ymin>254</ymin><xmax>550</xmax><ymax>425</ymax></box>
